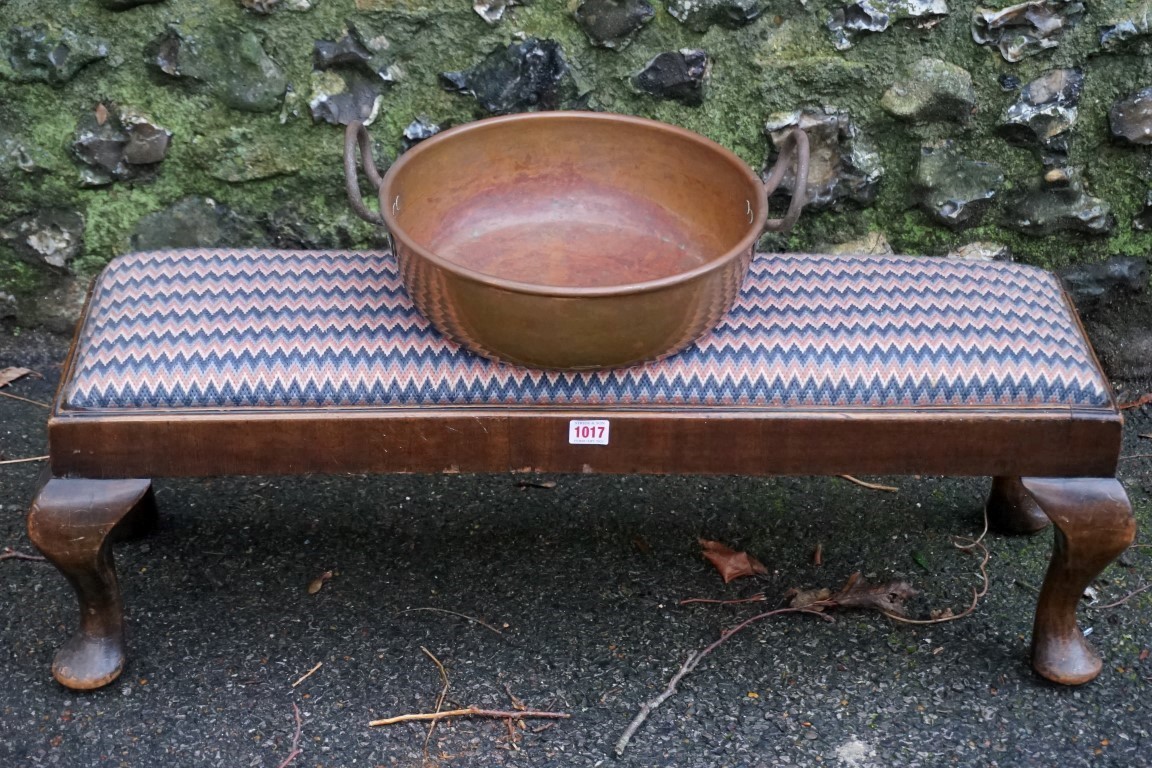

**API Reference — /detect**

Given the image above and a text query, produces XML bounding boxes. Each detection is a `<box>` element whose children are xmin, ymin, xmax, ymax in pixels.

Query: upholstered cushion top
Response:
<box><xmin>62</xmin><ymin>249</ymin><xmax>1112</xmax><ymax>412</ymax></box>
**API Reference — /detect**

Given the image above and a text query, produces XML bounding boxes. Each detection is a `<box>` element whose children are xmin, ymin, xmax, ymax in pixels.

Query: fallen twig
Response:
<box><xmin>839</xmin><ymin>475</ymin><xmax>899</xmax><ymax>493</ymax></box>
<box><xmin>886</xmin><ymin>501</ymin><xmax>991</xmax><ymax>625</ymax></box>
<box><xmin>621</xmin><ymin>508</ymin><xmax>994</xmax><ymax>755</ymax></box>
<box><xmin>1119</xmin><ymin>454</ymin><xmax>1152</xmax><ymax>461</ymax></box>
<box><xmin>1092</xmin><ymin>583</ymin><xmax>1152</xmax><ymax>610</ymax></box>
<box><xmin>394</xmin><ymin>607</ymin><xmax>503</xmax><ymax>636</ymax></box>
<box><xmin>502</xmin><ymin>682</ymin><xmax>526</xmax><ymax>711</ymax></box>
<box><xmin>369</xmin><ymin>707</ymin><xmax>570</xmax><ymax>727</ymax></box>
<box><xmin>1</xmin><ymin>547</ymin><xmax>46</xmax><ymax>562</ymax></box>
<box><xmin>679</xmin><ymin>594</ymin><xmax>766</xmax><ymax>606</ymax></box>
<box><xmin>1014</xmin><ymin>579</ymin><xmax>1040</xmax><ymax>593</ymax></box>
<box><xmin>275</xmin><ymin>702</ymin><xmax>303</xmax><ymax>768</ymax></box>
<box><xmin>291</xmin><ymin>661</ymin><xmax>322</xmax><ymax>688</ymax></box>
<box><xmin>966</xmin><ymin>504</ymin><xmax>991</xmax><ymax>549</ymax></box>
<box><xmin>500</xmin><ymin>685</ymin><xmax>529</xmax><ymax>750</ymax></box>
<box><xmin>883</xmin><ymin>558</ymin><xmax>985</xmax><ymax>625</ymax></box>
<box><xmin>1118</xmin><ymin>393</ymin><xmax>1152</xmax><ymax>410</ymax></box>
<box><xmin>615</xmin><ymin>606</ymin><xmax>832</xmax><ymax>756</ymax></box>
<box><xmin>0</xmin><ymin>390</ymin><xmax>50</xmax><ymax>408</ymax></box>
<box><xmin>620</xmin><ymin>563</ymin><xmax>968</xmax><ymax>754</ymax></box>
<box><xmin>1139</xmin><ymin>433</ymin><xmax>1152</xmax><ymax>440</ymax></box>
<box><xmin>421</xmin><ymin>646</ymin><xmax>449</xmax><ymax>760</ymax></box>
<box><xmin>0</xmin><ymin>454</ymin><xmax>49</xmax><ymax>466</ymax></box>
<box><xmin>504</xmin><ymin>717</ymin><xmax>520</xmax><ymax>750</ymax></box>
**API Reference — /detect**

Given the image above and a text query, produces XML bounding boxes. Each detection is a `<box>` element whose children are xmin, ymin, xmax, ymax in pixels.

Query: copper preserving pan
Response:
<box><xmin>345</xmin><ymin>112</ymin><xmax>808</xmax><ymax>370</ymax></box>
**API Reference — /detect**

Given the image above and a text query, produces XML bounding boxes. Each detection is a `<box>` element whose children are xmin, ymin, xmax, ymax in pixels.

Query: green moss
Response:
<box><xmin>0</xmin><ymin>255</ymin><xmax>48</xmax><ymax>295</ymax></box>
<box><xmin>78</xmin><ymin>187</ymin><xmax>164</xmax><ymax>271</ymax></box>
<box><xmin>1</xmin><ymin>0</ymin><xmax>1150</xmax><ymax>309</ymax></box>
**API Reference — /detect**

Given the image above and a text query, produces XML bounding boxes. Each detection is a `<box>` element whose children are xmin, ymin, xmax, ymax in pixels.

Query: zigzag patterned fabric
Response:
<box><xmin>63</xmin><ymin>249</ymin><xmax>1112</xmax><ymax>411</ymax></box>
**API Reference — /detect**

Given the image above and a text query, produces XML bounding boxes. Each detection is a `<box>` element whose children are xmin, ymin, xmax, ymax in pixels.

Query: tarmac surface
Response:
<box><xmin>2</xmin><ymin>324</ymin><xmax>1151</xmax><ymax>768</ymax></box>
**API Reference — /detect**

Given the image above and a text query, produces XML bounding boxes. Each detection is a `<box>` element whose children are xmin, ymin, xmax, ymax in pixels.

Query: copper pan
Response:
<box><xmin>345</xmin><ymin>112</ymin><xmax>808</xmax><ymax>370</ymax></box>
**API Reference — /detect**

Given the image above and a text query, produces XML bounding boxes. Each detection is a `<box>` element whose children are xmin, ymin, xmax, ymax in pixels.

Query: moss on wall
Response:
<box><xmin>1</xmin><ymin>0</ymin><xmax>1150</xmax><ymax>322</ymax></box>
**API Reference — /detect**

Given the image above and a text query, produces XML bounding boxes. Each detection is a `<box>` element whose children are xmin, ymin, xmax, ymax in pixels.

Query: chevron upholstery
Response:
<box><xmin>62</xmin><ymin>249</ymin><xmax>1112</xmax><ymax>412</ymax></box>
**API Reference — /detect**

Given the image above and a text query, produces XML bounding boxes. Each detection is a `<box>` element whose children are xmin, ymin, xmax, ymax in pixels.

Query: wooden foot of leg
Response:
<box><xmin>1022</xmin><ymin>477</ymin><xmax>1135</xmax><ymax>685</ymax></box>
<box><xmin>113</xmin><ymin>486</ymin><xmax>158</xmax><ymax>542</ymax></box>
<box><xmin>27</xmin><ymin>477</ymin><xmax>154</xmax><ymax>690</ymax></box>
<box><xmin>987</xmin><ymin>476</ymin><xmax>1050</xmax><ymax>534</ymax></box>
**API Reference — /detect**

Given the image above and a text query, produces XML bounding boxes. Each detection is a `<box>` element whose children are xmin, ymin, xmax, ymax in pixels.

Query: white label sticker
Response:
<box><xmin>569</xmin><ymin>419</ymin><xmax>610</xmax><ymax>445</ymax></box>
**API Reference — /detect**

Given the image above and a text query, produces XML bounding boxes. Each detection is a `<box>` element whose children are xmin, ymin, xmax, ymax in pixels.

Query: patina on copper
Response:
<box><xmin>346</xmin><ymin>111</ymin><xmax>809</xmax><ymax>370</ymax></box>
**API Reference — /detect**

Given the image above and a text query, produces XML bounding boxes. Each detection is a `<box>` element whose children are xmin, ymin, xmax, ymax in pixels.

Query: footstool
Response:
<box><xmin>28</xmin><ymin>248</ymin><xmax>1135</xmax><ymax>690</ymax></box>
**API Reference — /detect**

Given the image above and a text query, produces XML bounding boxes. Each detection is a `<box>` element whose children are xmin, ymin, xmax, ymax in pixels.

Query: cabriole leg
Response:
<box><xmin>27</xmin><ymin>477</ymin><xmax>155</xmax><ymax>690</ymax></box>
<box><xmin>986</xmin><ymin>476</ymin><xmax>1050</xmax><ymax>534</ymax></box>
<box><xmin>1021</xmin><ymin>477</ymin><xmax>1136</xmax><ymax>685</ymax></box>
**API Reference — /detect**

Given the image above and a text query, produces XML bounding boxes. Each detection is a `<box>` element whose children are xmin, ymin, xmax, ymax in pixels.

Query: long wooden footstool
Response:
<box><xmin>28</xmin><ymin>248</ymin><xmax>1135</xmax><ymax>690</ymax></box>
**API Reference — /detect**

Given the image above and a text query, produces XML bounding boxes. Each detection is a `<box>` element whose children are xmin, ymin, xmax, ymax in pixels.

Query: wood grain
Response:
<box><xmin>48</xmin><ymin>406</ymin><xmax>1121</xmax><ymax>479</ymax></box>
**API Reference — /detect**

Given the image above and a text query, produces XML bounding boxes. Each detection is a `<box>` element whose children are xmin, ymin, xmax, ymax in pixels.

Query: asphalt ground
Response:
<box><xmin>2</xmin><ymin>324</ymin><xmax>1151</xmax><ymax>768</ymax></box>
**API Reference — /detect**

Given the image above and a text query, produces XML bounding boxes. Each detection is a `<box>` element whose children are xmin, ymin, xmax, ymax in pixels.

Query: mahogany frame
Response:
<box><xmin>27</xmin><ymin>276</ymin><xmax>1135</xmax><ymax>691</ymax></box>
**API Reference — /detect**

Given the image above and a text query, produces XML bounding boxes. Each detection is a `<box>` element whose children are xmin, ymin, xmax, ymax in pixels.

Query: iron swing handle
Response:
<box><xmin>761</xmin><ymin>126</ymin><xmax>810</xmax><ymax>234</ymax></box>
<box><xmin>346</xmin><ymin>120</ymin><xmax>811</xmax><ymax>235</ymax></box>
<box><xmin>344</xmin><ymin>121</ymin><xmax>386</xmax><ymax>226</ymax></box>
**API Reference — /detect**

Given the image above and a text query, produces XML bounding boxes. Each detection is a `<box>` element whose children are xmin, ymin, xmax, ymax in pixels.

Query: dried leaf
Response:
<box><xmin>788</xmin><ymin>586</ymin><xmax>832</xmax><ymax>609</ymax></box>
<box><xmin>811</xmin><ymin>543</ymin><xmax>823</xmax><ymax>567</ymax></box>
<box><xmin>699</xmin><ymin>538</ymin><xmax>768</xmax><ymax>583</ymax></box>
<box><xmin>0</xmin><ymin>367</ymin><xmax>33</xmax><ymax>387</ymax></box>
<box><xmin>828</xmin><ymin>571</ymin><xmax>918</xmax><ymax>616</ymax></box>
<box><xmin>95</xmin><ymin>103</ymin><xmax>108</xmax><ymax>125</ymax></box>
<box><xmin>307</xmin><ymin>570</ymin><xmax>334</xmax><ymax>594</ymax></box>
<box><xmin>632</xmin><ymin>535</ymin><xmax>651</xmax><ymax>555</ymax></box>
<box><xmin>930</xmin><ymin>607</ymin><xmax>954</xmax><ymax>620</ymax></box>
<box><xmin>1139</xmin><ymin>648</ymin><xmax>1149</xmax><ymax>662</ymax></box>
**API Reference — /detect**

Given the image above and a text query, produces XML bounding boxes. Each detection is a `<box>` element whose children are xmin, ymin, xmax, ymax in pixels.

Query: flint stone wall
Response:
<box><xmin>0</xmin><ymin>0</ymin><xmax>1148</xmax><ymax>380</ymax></box>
